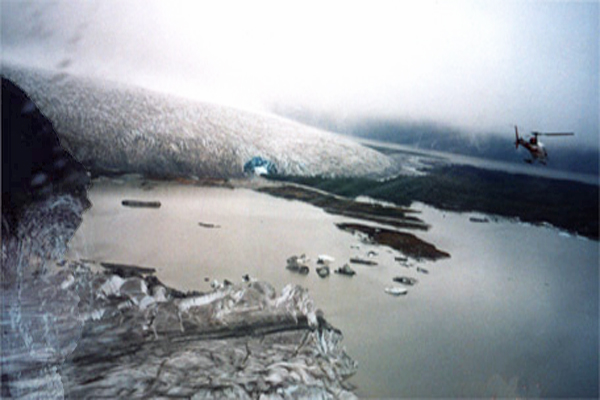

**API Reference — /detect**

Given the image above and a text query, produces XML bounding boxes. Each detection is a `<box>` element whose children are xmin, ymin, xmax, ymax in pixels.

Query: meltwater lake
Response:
<box><xmin>68</xmin><ymin>176</ymin><xmax>599</xmax><ymax>398</ymax></box>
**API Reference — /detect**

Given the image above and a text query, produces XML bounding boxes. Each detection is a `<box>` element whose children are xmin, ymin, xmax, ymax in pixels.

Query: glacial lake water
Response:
<box><xmin>67</xmin><ymin>178</ymin><xmax>599</xmax><ymax>398</ymax></box>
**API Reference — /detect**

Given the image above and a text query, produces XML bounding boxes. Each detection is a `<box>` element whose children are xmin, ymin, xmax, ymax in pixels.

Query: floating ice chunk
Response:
<box><xmin>286</xmin><ymin>254</ymin><xmax>310</xmax><ymax>274</ymax></box>
<box><xmin>335</xmin><ymin>264</ymin><xmax>356</xmax><ymax>276</ymax></box>
<box><xmin>384</xmin><ymin>286</ymin><xmax>408</xmax><ymax>296</ymax></box>
<box><xmin>317</xmin><ymin>255</ymin><xmax>335</xmax><ymax>264</ymax></box>
<box><xmin>316</xmin><ymin>266</ymin><xmax>330</xmax><ymax>278</ymax></box>
<box><xmin>393</xmin><ymin>276</ymin><xmax>418</xmax><ymax>286</ymax></box>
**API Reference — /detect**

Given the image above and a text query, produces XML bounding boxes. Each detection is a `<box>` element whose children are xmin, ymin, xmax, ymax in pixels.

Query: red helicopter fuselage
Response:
<box><xmin>515</xmin><ymin>126</ymin><xmax>548</xmax><ymax>164</ymax></box>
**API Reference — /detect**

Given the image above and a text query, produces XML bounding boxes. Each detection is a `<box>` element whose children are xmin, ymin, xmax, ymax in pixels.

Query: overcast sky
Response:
<box><xmin>2</xmin><ymin>0</ymin><xmax>598</xmax><ymax>146</ymax></box>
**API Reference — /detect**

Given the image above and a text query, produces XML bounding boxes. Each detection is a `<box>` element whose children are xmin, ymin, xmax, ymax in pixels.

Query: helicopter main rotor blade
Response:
<box><xmin>531</xmin><ymin>131</ymin><xmax>574</xmax><ymax>136</ymax></box>
<box><xmin>539</xmin><ymin>132</ymin><xmax>574</xmax><ymax>136</ymax></box>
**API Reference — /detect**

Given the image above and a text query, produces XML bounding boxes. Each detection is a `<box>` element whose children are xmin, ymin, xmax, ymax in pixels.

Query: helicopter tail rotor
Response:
<box><xmin>514</xmin><ymin>125</ymin><xmax>520</xmax><ymax>149</ymax></box>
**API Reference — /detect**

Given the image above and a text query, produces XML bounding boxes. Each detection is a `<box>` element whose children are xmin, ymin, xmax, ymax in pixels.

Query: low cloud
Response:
<box><xmin>2</xmin><ymin>0</ymin><xmax>597</xmax><ymax>147</ymax></box>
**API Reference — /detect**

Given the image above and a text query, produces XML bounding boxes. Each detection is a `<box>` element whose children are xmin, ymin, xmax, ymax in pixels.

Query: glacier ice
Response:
<box><xmin>2</xmin><ymin>64</ymin><xmax>394</xmax><ymax>180</ymax></box>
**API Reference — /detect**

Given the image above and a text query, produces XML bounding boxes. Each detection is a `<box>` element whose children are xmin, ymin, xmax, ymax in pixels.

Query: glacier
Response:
<box><xmin>2</xmin><ymin>64</ymin><xmax>395</xmax><ymax>179</ymax></box>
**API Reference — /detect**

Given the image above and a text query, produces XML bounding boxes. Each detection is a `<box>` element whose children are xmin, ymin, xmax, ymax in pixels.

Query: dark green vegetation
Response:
<box><xmin>269</xmin><ymin>165</ymin><xmax>599</xmax><ymax>240</ymax></box>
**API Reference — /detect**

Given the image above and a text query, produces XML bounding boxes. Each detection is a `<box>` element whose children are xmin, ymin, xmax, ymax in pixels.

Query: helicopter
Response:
<box><xmin>514</xmin><ymin>125</ymin><xmax>574</xmax><ymax>165</ymax></box>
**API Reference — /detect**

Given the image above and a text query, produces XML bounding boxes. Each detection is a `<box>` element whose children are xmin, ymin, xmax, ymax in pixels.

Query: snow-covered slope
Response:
<box><xmin>2</xmin><ymin>65</ymin><xmax>394</xmax><ymax>179</ymax></box>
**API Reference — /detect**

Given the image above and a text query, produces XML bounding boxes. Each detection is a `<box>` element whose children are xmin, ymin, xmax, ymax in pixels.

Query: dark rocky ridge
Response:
<box><xmin>2</xmin><ymin>77</ymin><xmax>91</xmax><ymax>281</ymax></box>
